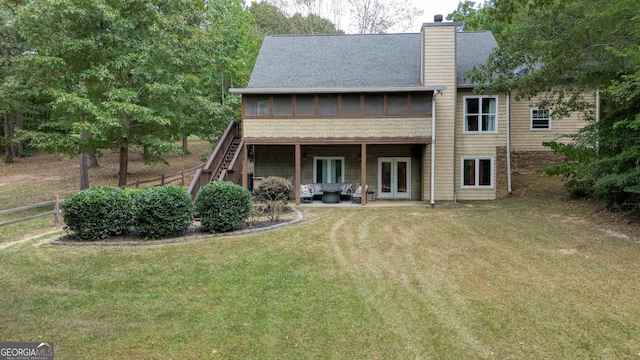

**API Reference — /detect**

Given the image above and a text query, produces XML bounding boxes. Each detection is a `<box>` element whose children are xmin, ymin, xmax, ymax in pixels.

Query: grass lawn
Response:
<box><xmin>1</xmin><ymin>174</ymin><xmax>640</xmax><ymax>358</ymax></box>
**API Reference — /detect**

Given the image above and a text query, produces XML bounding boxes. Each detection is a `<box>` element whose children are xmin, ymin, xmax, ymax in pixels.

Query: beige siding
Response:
<box><xmin>454</xmin><ymin>90</ymin><xmax>508</xmax><ymax>200</ymax></box>
<box><xmin>510</xmin><ymin>92</ymin><xmax>595</xmax><ymax>152</ymax></box>
<box><xmin>243</xmin><ymin>117</ymin><xmax>430</xmax><ymax>139</ymax></box>
<box><xmin>423</xmin><ymin>23</ymin><xmax>457</xmax><ymax>202</ymax></box>
<box><xmin>422</xmin><ymin>145</ymin><xmax>430</xmax><ymax>202</ymax></box>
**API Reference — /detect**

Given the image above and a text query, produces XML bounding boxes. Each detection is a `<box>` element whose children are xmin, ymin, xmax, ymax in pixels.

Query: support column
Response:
<box><xmin>295</xmin><ymin>143</ymin><xmax>301</xmax><ymax>205</ymax></box>
<box><xmin>242</xmin><ymin>143</ymin><xmax>248</xmax><ymax>188</ymax></box>
<box><xmin>361</xmin><ymin>143</ymin><xmax>367</xmax><ymax>206</ymax></box>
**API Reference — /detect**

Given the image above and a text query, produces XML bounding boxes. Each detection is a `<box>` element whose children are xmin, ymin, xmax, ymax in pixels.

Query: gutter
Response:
<box><xmin>229</xmin><ymin>85</ymin><xmax>447</xmax><ymax>95</ymax></box>
<box><xmin>506</xmin><ymin>93</ymin><xmax>512</xmax><ymax>194</ymax></box>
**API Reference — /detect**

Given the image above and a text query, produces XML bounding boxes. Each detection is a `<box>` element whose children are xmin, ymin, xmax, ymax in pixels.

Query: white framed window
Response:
<box><xmin>462</xmin><ymin>157</ymin><xmax>493</xmax><ymax>188</ymax></box>
<box><xmin>313</xmin><ymin>157</ymin><xmax>344</xmax><ymax>183</ymax></box>
<box><xmin>530</xmin><ymin>108</ymin><xmax>551</xmax><ymax>130</ymax></box>
<box><xmin>464</xmin><ymin>96</ymin><xmax>498</xmax><ymax>133</ymax></box>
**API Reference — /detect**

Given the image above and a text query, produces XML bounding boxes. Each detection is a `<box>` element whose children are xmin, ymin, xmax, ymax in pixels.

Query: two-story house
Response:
<box><xmin>228</xmin><ymin>18</ymin><xmax>593</xmax><ymax>205</ymax></box>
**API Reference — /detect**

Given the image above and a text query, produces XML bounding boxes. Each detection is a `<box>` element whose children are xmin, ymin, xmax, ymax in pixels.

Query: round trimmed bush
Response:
<box><xmin>195</xmin><ymin>181</ymin><xmax>252</xmax><ymax>233</ymax></box>
<box><xmin>61</xmin><ymin>186</ymin><xmax>132</xmax><ymax>240</ymax></box>
<box><xmin>253</xmin><ymin>176</ymin><xmax>292</xmax><ymax>202</ymax></box>
<box><xmin>132</xmin><ymin>185</ymin><xmax>194</xmax><ymax>239</ymax></box>
<box><xmin>253</xmin><ymin>176</ymin><xmax>292</xmax><ymax>221</ymax></box>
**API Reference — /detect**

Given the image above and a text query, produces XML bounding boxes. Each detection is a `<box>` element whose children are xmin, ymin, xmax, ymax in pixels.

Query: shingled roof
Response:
<box><xmin>237</xmin><ymin>30</ymin><xmax>497</xmax><ymax>92</ymax></box>
<box><xmin>456</xmin><ymin>31</ymin><xmax>498</xmax><ymax>86</ymax></box>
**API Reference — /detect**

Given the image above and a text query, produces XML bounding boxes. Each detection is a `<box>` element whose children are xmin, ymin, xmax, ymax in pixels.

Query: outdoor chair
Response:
<box><xmin>351</xmin><ymin>184</ymin><xmax>368</xmax><ymax>203</ymax></box>
<box><xmin>300</xmin><ymin>184</ymin><xmax>314</xmax><ymax>202</ymax></box>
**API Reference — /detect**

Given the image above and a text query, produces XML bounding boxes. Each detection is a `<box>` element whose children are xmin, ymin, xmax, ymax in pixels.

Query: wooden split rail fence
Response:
<box><xmin>0</xmin><ymin>197</ymin><xmax>61</xmax><ymax>227</ymax></box>
<box><xmin>0</xmin><ymin>163</ymin><xmax>206</xmax><ymax>228</ymax></box>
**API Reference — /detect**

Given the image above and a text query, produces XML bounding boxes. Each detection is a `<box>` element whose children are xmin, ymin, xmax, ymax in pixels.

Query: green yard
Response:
<box><xmin>1</xmin><ymin>175</ymin><xmax>639</xmax><ymax>359</ymax></box>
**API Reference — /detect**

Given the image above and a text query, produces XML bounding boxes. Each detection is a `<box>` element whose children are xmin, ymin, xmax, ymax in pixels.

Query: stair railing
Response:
<box><xmin>188</xmin><ymin>121</ymin><xmax>240</xmax><ymax>198</ymax></box>
<box><xmin>219</xmin><ymin>138</ymin><xmax>245</xmax><ymax>184</ymax></box>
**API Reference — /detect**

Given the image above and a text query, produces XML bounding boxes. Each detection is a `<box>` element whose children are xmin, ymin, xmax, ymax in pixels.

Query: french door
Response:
<box><xmin>378</xmin><ymin>157</ymin><xmax>411</xmax><ymax>199</ymax></box>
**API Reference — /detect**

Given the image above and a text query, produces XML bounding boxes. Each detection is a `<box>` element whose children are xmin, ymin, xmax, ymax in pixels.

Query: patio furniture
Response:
<box><xmin>300</xmin><ymin>184</ymin><xmax>314</xmax><ymax>203</ymax></box>
<box><xmin>308</xmin><ymin>182</ymin><xmax>353</xmax><ymax>199</ymax></box>
<box><xmin>367</xmin><ymin>190</ymin><xmax>375</xmax><ymax>202</ymax></box>
<box><xmin>322</xmin><ymin>189</ymin><xmax>341</xmax><ymax>203</ymax></box>
<box><xmin>351</xmin><ymin>185</ymin><xmax>368</xmax><ymax>203</ymax></box>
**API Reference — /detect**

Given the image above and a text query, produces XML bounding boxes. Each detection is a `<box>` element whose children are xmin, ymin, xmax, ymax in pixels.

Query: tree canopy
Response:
<box><xmin>249</xmin><ymin>1</ymin><xmax>343</xmax><ymax>36</ymax></box>
<box><xmin>465</xmin><ymin>0</ymin><xmax>640</xmax><ymax>208</ymax></box>
<box><xmin>12</xmin><ymin>0</ymin><xmax>252</xmax><ymax>189</ymax></box>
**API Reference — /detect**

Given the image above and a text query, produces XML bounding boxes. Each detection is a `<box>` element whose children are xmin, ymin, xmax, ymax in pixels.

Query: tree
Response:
<box><xmin>446</xmin><ymin>1</ymin><xmax>505</xmax><ymax>42</ymax></box>
<box><xmin>249</xmin><ymin>1</ymin><xmax>342</xmax><ymax>36</ymax></box>
<box><xmin>18</xmin><ymin>0</ymin><xmax>249</xmax><ymax>189</ymax></box>
<box><xmin>346</xmin><ymin>0</ymin><xmax>422</xmax><ymax>34</ymax></box>
<box><xmin>1</xmin><ymin>0</ymin><xmax>29</xmax><ymax>162</ymax></box>
<box><xmin>468</xmin><ymin>0</ymin><xmax>640</xmax><ymax>208</ymax></box>
<box><xmin>250</xmin><ymin>0</ymin><xmax>421</xmax><ymax>35</ymax></box>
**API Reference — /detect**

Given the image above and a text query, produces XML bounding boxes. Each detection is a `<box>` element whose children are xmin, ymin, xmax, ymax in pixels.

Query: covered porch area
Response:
<box><xmin>240</xmin><ymin>137</ymin><xmax>432</xmax><ymax>206</ymax></box>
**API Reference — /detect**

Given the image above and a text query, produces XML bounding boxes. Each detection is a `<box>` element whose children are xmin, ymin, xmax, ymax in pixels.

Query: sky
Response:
<box><xmin>247</xmin><ymin>0</ymin><xmax>463</xmax><ymax>34</ymax></box>
<box><xmin>418</xmin><ymin>0</ymin><xmax>462</xmax><ymax>25</ymax></box>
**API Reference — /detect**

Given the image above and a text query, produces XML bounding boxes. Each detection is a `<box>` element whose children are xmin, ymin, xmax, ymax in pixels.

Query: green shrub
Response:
<box><xmin>195</xmin><ymin>181</ymin><xmax>252</xmax><ymax>233</ymax></box>
<box><xmin>132</xmin><ymin>185</ymin><xmax>194</xmax><ymax>239</ymax></box>
<box><xmin>61</xmin><ymin>186</ymin><xmax>132</xmax><ymax>240</ymax></box>
<box><xmin>253</xmin><ymin>176</ymin><xmax>292</xmax><ymax>221</ymax></box>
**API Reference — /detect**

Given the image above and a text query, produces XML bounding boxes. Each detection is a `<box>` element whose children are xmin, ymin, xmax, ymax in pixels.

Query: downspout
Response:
<box><xmin>452</xmin><ymin>90</ymin><xmax>457</xmax><ymax>203</ymax></box>
<box><xmin>506</xmin><ymin>92</ymin><xmax>512</xmax><ymax>194</ymax></box>
<box><xmin>430</xmin><ymin>92</ymin><xmax>436</xmax><ymax>206</ymax></box>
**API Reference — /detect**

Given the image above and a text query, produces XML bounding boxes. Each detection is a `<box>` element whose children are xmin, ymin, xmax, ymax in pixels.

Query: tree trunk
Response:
<box><xmin>79</xmin><ymin>153</ymin><xmax>90</xmax><ymax>190</ymax></box>
<box><xmin>118</xmin><ymin>114</ymin><xmax>131</xmax><ymax>187</ymax></box>
<box><xmin>118</xmin><ymin>144</ymin><xmax>128</xmax><ymax>187</ymax></box>
<box><xmin>15</xmin><ymin>96</ymin><xmax>23</xmax><ymax>157</ymax></box>
<box><xmin>4</xmin><ymin>112</ymin><xmax>15</xmax><ymax>162</ymax></box>
<box><xmin>79</xmin><ymin>129</ymin><xmax>90</xmax><ymax>190</ymax></box>
<box><xmin>182</xmin><ymin>136</ymin><xmax>188</xmax><ymax>154</ymax></box>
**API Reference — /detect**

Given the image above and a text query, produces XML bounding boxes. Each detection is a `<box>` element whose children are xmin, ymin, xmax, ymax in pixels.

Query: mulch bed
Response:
<box><xmin>51</xmin><ymin>207</ymin><xmax>302</xmax><ymax>246</ymax></box>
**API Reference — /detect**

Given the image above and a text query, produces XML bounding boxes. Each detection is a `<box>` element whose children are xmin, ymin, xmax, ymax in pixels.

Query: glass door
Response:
<box><xmin>314</xmin><ymin>157</ymin><xmax>344</xmax><ymax>183</ymax></box>
<box><xmin>378</xmin><ymin>157</ymin><xmax>411</xmax><ymax>199</ymax></box>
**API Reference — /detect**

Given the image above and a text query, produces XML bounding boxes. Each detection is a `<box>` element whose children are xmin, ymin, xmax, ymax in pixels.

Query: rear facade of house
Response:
<box><xmin>230</xmin><ymin>19</ymin><xmax>594</xmax><ymax>205</ymax></box>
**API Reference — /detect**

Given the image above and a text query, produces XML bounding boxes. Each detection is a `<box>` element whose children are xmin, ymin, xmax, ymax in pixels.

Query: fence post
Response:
<box><xmin>181</xmin><ymin>171</ymin><xmax>185</xmax><ymax>186</ymax></box>
<box><xmin>161</xmin><ymin>174</ymin><xmax>165</xmax><ymax>186</ymax></box>
<box><xmin>54</xmin><ymin>195</ymin><xmax>60</xmax><ymax>225</ymax></box>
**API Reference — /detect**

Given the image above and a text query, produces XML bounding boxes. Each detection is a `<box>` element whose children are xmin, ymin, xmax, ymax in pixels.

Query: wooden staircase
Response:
<box><xmin>188</xmin><ymin>121</ymin><xmax>245</xmax><ymax>198</ymax></box>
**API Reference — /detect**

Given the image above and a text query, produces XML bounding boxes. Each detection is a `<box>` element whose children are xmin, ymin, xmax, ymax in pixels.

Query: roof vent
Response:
<box><xmin>434</xmin><ymin>14</ymin><xmax>443</xmax><ymax>23</ymax></box>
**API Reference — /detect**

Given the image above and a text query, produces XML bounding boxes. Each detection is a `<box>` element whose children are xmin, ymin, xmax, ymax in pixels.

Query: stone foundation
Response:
<box><xmin>510</xmin><ymin>151</ymin><xmax>566</xmax><ymax>175</ymax></box>
<box><xmin>495</xmin><ymin>146</ymin><xmax>509</xmax><ymax>199</ymax></box>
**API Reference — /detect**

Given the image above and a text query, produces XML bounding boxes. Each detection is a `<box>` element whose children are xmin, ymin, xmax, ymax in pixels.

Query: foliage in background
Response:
<box><xmin>248</xmin><ymin>1</ymin><xmax>343</xmax><ymax>38</ymax></box>
<box><xmin>446</xmin><ymin>1</ymin><xmax>506</xmax><ymax>43</ymax></box>
<box><xmin>252</xmin><ymin>176</ymin><xmax>292</xmax><ymax>221</ymax></box>
<box><xmin>346</xmin><ymin>0</ymin><xmax>423</xmax><ymax>34</ymax></box>
<box><xmin>5</xmin><ymin>0</ymin><xmax>253</xmax><ymax>189</ymax></box>
<box><xmin>60</xmin><ymin>186</ymin><xmax>132</xmax><ymax>240</ymax></box>
<box><xmin>195</xmin><ymin>181</ymin><xmax>252</xmax><ymax>233</ymax></box>
<box><xmin>465</xmin><ymin>0</ymin><xmax>640</xmax><ymax>210</ymax></box>
<box><xmin>131</xmin><ymin>185</ymin><xmax>194</xmax><ymax>239</ymax></box>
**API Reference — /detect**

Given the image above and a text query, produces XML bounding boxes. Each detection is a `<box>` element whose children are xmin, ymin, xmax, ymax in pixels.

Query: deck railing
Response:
<box><xmin>188</xmin><ymin>121</ymin><xmax>241</xmax><ymax>198</ymax></box>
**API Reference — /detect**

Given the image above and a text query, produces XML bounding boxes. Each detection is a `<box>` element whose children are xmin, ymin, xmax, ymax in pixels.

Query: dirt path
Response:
<box><xmin>0</xmin><ymin>229</ymin><xmax>61</xmax><ymax>251</ymax></box>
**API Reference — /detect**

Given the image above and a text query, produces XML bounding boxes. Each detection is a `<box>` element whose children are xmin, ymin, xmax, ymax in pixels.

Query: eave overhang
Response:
<box><xmin>229</xmin><ymin>85</ymin><xmax>447</xmax><ymax>95</ymax></box>
<box><xmin>243</xmin><ymin>136</ymin><xmax>432</xmax><ymax>146</ymax></box>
